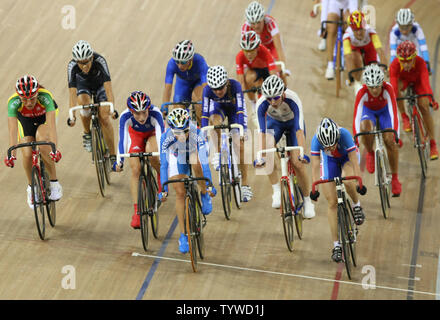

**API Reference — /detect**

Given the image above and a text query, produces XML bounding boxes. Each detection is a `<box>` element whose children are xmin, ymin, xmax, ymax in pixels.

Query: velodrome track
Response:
<box><xmin>0</xmin><ymin>0</ymin><xmax>439</xmax><ymax>300</ymax></box>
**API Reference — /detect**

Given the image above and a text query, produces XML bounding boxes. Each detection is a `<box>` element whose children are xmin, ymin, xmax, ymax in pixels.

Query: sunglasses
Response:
<box><xmin>212</xmin><ymin>84</ymin><xmax>227</xmax><ymax>91</ymax></box>
<box><xmin>266</xmin><ymin>95</ymin><xmax>282</xmax><ymax>102</ymax></box>
<box><xmin>175</xmin><ymin>60</ymin><xmax>189</xmax><ymax>65</ymax></box>
<box><xmin>172</xmin><ymin>128</ymin><xmax>189</xmax><ymax>135</ymax></box>
<box><xmin>397</xmin><ymin>54</ymin><xmax>416</xmax><ymax>62</ymax></box>
<box><xmin>77</xmin><ymin>59</ymin><xmax>91</xmax><ymax>65</ymax></box>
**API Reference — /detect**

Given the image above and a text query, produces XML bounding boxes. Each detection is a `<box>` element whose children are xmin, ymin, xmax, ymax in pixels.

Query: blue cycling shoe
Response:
<box><xmin>200</xmin><ymin>191</ymin><xmax>212</xmax><ymax>215</ymax></box>
<box><xmin>178</xmin><ymin>233</ymin><xmax>189</xmax><ymax>253</ymax></box>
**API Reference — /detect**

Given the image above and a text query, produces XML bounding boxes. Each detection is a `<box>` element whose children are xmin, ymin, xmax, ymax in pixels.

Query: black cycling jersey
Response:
<box><xmin>67</xmin><ymin>52</ymin><xmax>111</xmax><ymax>90</ymax></box>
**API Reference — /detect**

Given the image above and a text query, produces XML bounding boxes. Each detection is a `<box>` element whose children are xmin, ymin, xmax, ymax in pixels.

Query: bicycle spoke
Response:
<box><xmin>32</xmin><ymin>166</ymin><xmax>45</xmax><ymax>240</ymax></box>
<box><xmin>281</xmin><ymin>181</ymin><xmax>294</xmax><ymax>252</ymax></box>
<box><xmin>92</xmin><ymin>126</ymin><xmax>106</xmax><ymax>197</ymax></box>
<box><xmin>139</xmin><ymin>176</ymin><xmax>149</xmax><ymax>251</ymax></box>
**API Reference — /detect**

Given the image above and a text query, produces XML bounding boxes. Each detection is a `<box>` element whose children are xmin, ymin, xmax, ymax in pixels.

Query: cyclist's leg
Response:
<box><xmin>341</xmin><ymin>159</ymin><xmax>359</xmax><ymax>204</ymax></box>
<box><xmin>95</xmin><ymin>87</ymin><xmax>116</xmax><ymax>156</ymax></box>
<box><xmin>77</xmin><ymin>91</ymin><xmax>93</xmax><ymax>134</ymax></box>
<box><xmin>190</xmin><ymin>152</ymin><xmax>212</xmax><ymax>215</ymax></box>
<box><xmin>173</xmin><ymin>78</ymin><xmax>192</xmax><ymax>108</ymax></box>
<box><xmin>16</xmin><ymin>114</ymin><xmax>40</xmax><ymax>184</ymax></box>
<box><xmin>35</xmin><ymin>124</ymin><xmax>57</xmax><ymax>180</ymax></box>
<box><xmin>191</xmin><ymin>81</ymin><xmax>204</xmax><ymax>122</ymax></box>
<box><xmin>325</xmin><ymin>11</ymin><xmax>339</xmax><ymax>74</ymax></box>
<box><xmin>417</xmin><ymin>96</ymin><xmax>435</xmax><ymax>140</ymax></box>
<box><xmin>346</xmin><ymin>50</ymin><xmax>363</xmax><ymax>82</ymax></box>
<box><xmin>145</xmin><ymin>131</ymin><xmax>160</xmax><ymax>175</ymax></box>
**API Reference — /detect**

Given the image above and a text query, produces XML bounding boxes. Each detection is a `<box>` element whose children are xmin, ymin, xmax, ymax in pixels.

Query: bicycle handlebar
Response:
<box><xmin>258</xmin><ymin>146</ymin><xmax>304</xmax><ymax>160</ymax></box>
<box><xmin>201</xmin><ymin>123</ymin><xmax>244</xmax><ymax>137</ymax></box>
<box><xmin>8</xmin><ymin>141</ymin><xmax>56</xmax><ymax>158</ymax></box>
<box><xmin>119</xmin><ymin>152</ymin><xmax>160</xmax><ymax>159</ymax></box>
<box><xmin>312</xmin><ymin>176</ymin><xmax>363</xmax><ymax>193</ymax></box>
<box><xmin>68</xmin><ymin>102</ymin><xmax>116</xmax><ymax>122</ymax></box>
<box><xmin>163</xmin><ymin>176</ymin><xmax>213</xmax><ymax>188</ymax></box>
<box><xmin>162</xmin><ymin>101</ymin><xmax>202</xmax><ymax>107</ymax></box>
<box><xmin>354</xmin><ymin>129</ymin><xmax>399</xmax><ymax>144</ymax></box>
<box><xmin>348</xmin><ymin>63</ymin><xmax>387</xmax><ymax>83</ymax></box>
<box><xmin>396</xmin><ymin>93</ymin><xmax>433</xmax><ymax>101</ymax></box>
<box><xmin>243</xmin><ymin>86</ymin><xmax>261</xmax><ymax>94</ymax></box>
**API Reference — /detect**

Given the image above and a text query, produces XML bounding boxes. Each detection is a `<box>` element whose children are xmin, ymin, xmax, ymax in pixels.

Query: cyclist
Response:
<box><xmin>67</xmin><ymin>40</ymin><xmax>117</xmax><ymax>163</ymax></box>
<box><xmin>236</xmin><ymin>30</ymin><xmax>277</xmax><ymax>126</ymax></box>
<box><xmin>309</xmin><ymin>118</ymin><xmax>367</xmax><ymax>263</ymax></box>
<box><xmin>202</xmin><ymin>65</ymin><xmax>253</xmax><ymax>202</ymax></box>
<box><xmin>159</xmin><ymin>108</ymin><xmax>216</xmax><ymax>254</ymax></box>
<box><xmin>161</xmin><ymin>40</ymin><xmax>209</xmax><ymax>124</ymax></box>
<box><xmin>343</xmin><ymin>10</ymin><xmax>388</xmax><ymax>94</ymax></box>
<box><xmin>390</xmin><ymin>41</ymin><xmax>439</xmax><ymax>160</ymax></box>
<box><xmin>5</xmin><ymin>75</ymin><xmax>62</xmax><ymax>209</ymax></box>
<box><xmin>253</xmin><ymin>75</ymin><xmax>315</xmax><ymax>218</ymax></box>
<box><xmin>113</xmin><ymin>91</ymin><xmax>164</xmax><ymax>229</ymax></box>
<box><xmin>352</xmin><ymin>64</ymin><xmax>402</xmax><ymax>196</ymax></box>
<box><xmin>390</xmin><ymin>9</ymin><xmax>430</xmax><ymax>71</ymax></box>
<box><xmin>241</xmin><ymin>1</ymin><xmax>290</xmax><ymax>83</ymax></box>
<box><xmin>323</xmin><ymin>0</ymin><xmax>358</xmax><ymax>79</ymax></box>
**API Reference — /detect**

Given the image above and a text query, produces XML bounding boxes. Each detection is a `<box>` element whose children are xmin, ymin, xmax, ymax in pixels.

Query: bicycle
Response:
<box><xmin>321</xmin><ymin>8</ymin><xmax>345</xmax><ymax>97</ymax></box>
<box><xmin>161</xmin><ymin>101</ymin><xmax>201</xmax><ymax>126</ymax></box>
<box><xmin>68</xmin><ymin>102</ymin><xmax>118</xmax><ymax>197</ymax></box>
<box><xmin>8</xmin><ymin>141</ymin><xmax>58</xmax><ymax>240</ymax></box>
<box><xmin>258</xmin><ymin>144</ymin><xmax>305</xmax><ymax>252</ymax></box>
<box><xmin>201</xmin><ymin>123</ymin><xmax>244</xmax><ymax>220</ymax></box>
<box><xmin>119</xmin><ymin>152</ymin><xmax>160</xmax><ymax>252</ymax></box>
<box><xmin>312</xmin><ymin>176</ymin><xmax>364</xmax><ymax>280</ymax></box>
<box><xmin>397</xmin><ymin>86</ymin><xmax>434</xmax><ymax>178</ymax></box>
<box><xmin>354</xmin><ymin>116</ymin><xmax>398</xmax><ymax>219</ymax></box>
<box><xmin>163</xmin><ymin>171</ymin><xmax>213</xmax><ymax>272</ymax></box>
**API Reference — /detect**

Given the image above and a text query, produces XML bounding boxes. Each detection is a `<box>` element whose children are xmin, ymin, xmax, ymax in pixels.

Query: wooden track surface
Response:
<box><xmin>0</xmin><ymin>0</ymin><xmax>439</xmax><ymax>300</ymax></box>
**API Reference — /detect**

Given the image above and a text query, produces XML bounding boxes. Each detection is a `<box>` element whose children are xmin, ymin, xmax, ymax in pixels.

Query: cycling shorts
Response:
<box><xmin>266</xmin><ymin>116</ymin><xmax>300</xmax><ymax>146</ymax></box>
<box><xmin>360</xmin><ymin>105</ymin><xmax>392</xmax><ymax>130</ymax></box>
<box><xmin>173</xmin><ymin>77</ymin><xmax>204</xmax><ymax>103</ymax></box>
<box><xmin>128</xmin><ymin>126</ymin><xmax>156</xmax><ymax>153</ymax></box>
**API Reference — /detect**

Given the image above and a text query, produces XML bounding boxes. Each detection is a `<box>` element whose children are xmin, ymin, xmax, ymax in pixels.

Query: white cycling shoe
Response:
<box><xmin>49</xmin><ymin>181</ymin><xmax>63</xmax><ymax>201</ymax></box>
<box><xmin>27</xmin><ymin>185</ymin><xmax>37</xmax><ymax>209</ymax></box>
<box><xmin>303</xmin><ymin>197</ymin><xmax>316</xmax><ymax>219</ymax></box>
<box><xmin>241</xmin><ymin>185</ymin><xmax>253</xmax><ymax>202</ymax></box>
<box><xmin>272</xmin><ymin>189</ymin><xmax>281</xmax><ymax>209</ymax></box>
<box><xmin>318</xmin><ymin>38</ymin><xmax>326</xmax><ymax>51</ymax></box>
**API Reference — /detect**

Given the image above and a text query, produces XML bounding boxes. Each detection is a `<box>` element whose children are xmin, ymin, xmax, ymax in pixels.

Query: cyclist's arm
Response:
<box><xmin>262</xmin><ymin>46</ymin><xmax>278</xmax><ymax>75</ymax></box>
<box><xmin>415</xmin><ymin>25</ymin><xmax>430</xmax><ymax>63</ymax></box>
<box><xmin>150</xmin><ymin>108</ymin><xmax>165</xmax><ymax>149</ymax></box>
<box><xmin>384</xmin><ymin>83</ymin><xmax>401</xmax><ymax>139</ymax></box>
<box><xmin>116</xmin><ymin>110</ymin><xmax>131</xmax><ymax>164</ymax></box>
<box><xmin>201</xmin><ymin>94</ymin><xmax>211</xmax><ymax>128</ymax></box>
<box><xmin>347</xmin><ymin>147</ymin><xmax>361</xmax><ymax>178</ymax></box>
<box><xmin>68</xmin><ymin>87</ymin><xmax>78</xmax><ymax>119</ymax></box>
<box><xmin>343</xmin><ymin>36</ymin><xmax>353</xmax><ymax>57</ymax></box>
<box><xmin>235</xmin><ymin>89</ymin><xmax>246</xmax><ymax>130</ymax></box>
<box><xmin>159</xmin><ymin>134</ymin><xmax>170</xmax><ymax>193</ymax></box>
<box><xmin>163</xmin><ymin>59</ymin><xmax>175</xmax><ymax>104</ymax></box>
<box><xmin>389</xmin><ymin>28</ymin><xmax>398</xmax><ymax>63</ymax></box>
<box><xmin>162</xmin><ymin>83</ymin><xmax>173</xmax><ymax>104</ymax></box>
<box><xmin>272</xmin><ymin>33</ymin><xmax>286</xmax><ymax>65</ymax></box>
<box><xmin>197</xmin><ymin>137</ymin><xmax>213</xmax><ymax>182</ymax></box>
<box><xmin>103</xmin><ymin>81</ymin><xmax>115</xmax><ymax>105</ymax></box>
<box><xmin>7</xmin><ymin>117</ymin><xmax>19</xmax><ymax>157</ymax></box>
<box><xmin>419</xmin><ymin>61</ymin><xmax>434</xmax><ymax>102</ymax></box>
<box><xmin>45</xmin><ymin>110</ymin><xmax>58</xmax><ymax>147</ymax></box>
<box><xmin>353</xmin><ymin>89</ymin><xmax>368</xmax><ymax>140</ymax></box>
<box><xmin>236</xmin><ymin>73</ymin><xmax>246</xmax><ymax>91</ymax></box>
<box><xmin>310</xmin><ymin>152</ymin><xmax>321</xmax><ymax>187</ymax></box>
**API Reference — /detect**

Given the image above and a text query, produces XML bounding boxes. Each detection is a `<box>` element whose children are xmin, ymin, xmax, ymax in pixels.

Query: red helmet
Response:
<box><xmin>396</xmin><ymin>40</ymin><xmax>417</xmax><ymax>60</ymax></box>
<box><xmin>348</xmin><ymin>10</ymin><xmax>366</xmax><ymax>30</ymax></box>
<box><xmin>15</xmin><ymin>75</ymin><xmax>39</xmax><ymax>99</ymax></box>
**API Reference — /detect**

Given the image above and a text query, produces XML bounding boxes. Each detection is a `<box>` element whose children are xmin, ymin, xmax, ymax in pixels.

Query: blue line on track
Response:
<box><xmin>267</xmin><ymin>0</ymin><xmax>276</xmax><ymax>14</ymax></box>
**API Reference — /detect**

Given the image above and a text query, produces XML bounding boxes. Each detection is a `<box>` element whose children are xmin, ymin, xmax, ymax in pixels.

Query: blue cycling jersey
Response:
<box><xmin>165</xmin><ymin>53</ymin><xmax>208</xmax><ymax>84</ymax></box>
<box><xmin>389</xmin><ymin>22</ymin><xmax>430</xmax><ymax>63</ymax></box>
<box><xmin>159</xmin><ymin>123</ymin><xmax>212</xmax><ymax>193</ymax></box>
<box><xmin>310</xmin><ymin>127</ymin><xmax>356</xmax><ymax>158</ymax></box>
<box><xmin>201</xmin><ymin>79</ymin><xmax>247</xmax><ymax>129</ymax></box>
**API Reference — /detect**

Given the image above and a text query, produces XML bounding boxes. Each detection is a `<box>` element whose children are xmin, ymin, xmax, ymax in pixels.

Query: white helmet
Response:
<box><xmin>362</xmin><ymin>64</ymin><xmax>384</xmax><ymax>87</ymax></box>
<box><xmin>245</xmin><ymin>1</ymin><xmax>265</xmax><ymax>24</ymax></box>
<box><xmin>207</xmin><ymin>65</ymin><xmax>228</xmax><ymax>89</ymax></box>
<box><xmin>240</xmin><ymin>31</ymin><xmax>261</xmax><ymax>50</ymax></box>
<box><xmin>317</xmin><ymin>118</ymin><xmax>340</xmax><ymax>148</ymax></box>
<box><xmin>262</xmin><ymin>75</ymin><xmax>285</xmax><ymax>97</ymax></box>
<box><xmin>396</xmin><ymin>8</ymin><xmax>414</xmax><ymax>26</ymax></box>
<box><xmin>172</xmin><ymin>40</ymin><xmax>195</xmax><ymax>63</ymax></box>
<box><xmin>72</xmin><ymin>40</ymin><xmax>94</xmax><ymax>61</ymax></box>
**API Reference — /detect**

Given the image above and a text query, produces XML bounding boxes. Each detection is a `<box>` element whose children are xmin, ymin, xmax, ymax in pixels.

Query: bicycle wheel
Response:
<box><xmin>185</xmin><ymin>194</ymin><xmax>198</xmax><ymax>272</ymax></box>
<box><xmin>376</xmin><ymin>152</ymin><xmax>390</xmax><ymax>219</ymax></box>
<box><xmin>413</xmin><ymin>116</ymin><xmax>427</xmax><ymax>178</ymax></box>
<box><xmin>230</xmin><ymin>146</ymin><xmax>242</xmax><ymax>209</ymax></box>
<box><xmin>147</xmin><ymin>168</ymin><xmax>159</xmax><ymax>239</ymax></box>
<box><xmin>103</xmin><ymin>146</ymin><xmax>112</xmax><ymax>185</ymax></box>
<box><xmin>91</xmin><ymin>125</ymin><xmax>106</xmax><ymax>196</ymax></box>
<box><xmin>335</xmin><ymin>39</ymin><xmax>342</xmax><ymax>97</ymax></box>
<box><xmin>194</xmin><ymin>193</ymin><xmax>205</xmax><ymax>259</ymax></box>
<box><xmin>31</xmin><ymin>166</ymin><xmax>45</xmax><ymax>240</ymax></box>
<box><xmin>338</xmin><ymin>205</ymin><xmax>352</xmax><ymax>279</ymax></box>
<box><xmin>292</xmin><ymin>180</ymin><xmax>304</xmax><ymax>240</ymax></box>
<box><xmin>281</xmin><ymin>180</ymin><xmax>295</xmax><ymax>252</ymax></box>
<box><xmin>344</xmin><ymin>199</ymin><xmax>357</xmax><ymax>268</ymax></box>
<box><xmin>138</xmin><ymin>175</ymin><xmax>149</xmax><ymax>252</ymax></box>
<box><xmin>41</xmin><ymin>162</ymin><xmax>56</xmax><ymax>227</ymax></box>
<box><xmin>220</xmin><ymin>164</ymin><xmax>232</xmax><ymax>220</ymax></box>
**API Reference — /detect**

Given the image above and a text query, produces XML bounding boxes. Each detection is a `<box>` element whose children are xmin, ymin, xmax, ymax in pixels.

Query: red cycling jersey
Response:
<box><xmin>235</xmin><ymin>45</ymin><xmax>276</xmax><ymax>75</ymax></box>
<box><xmin>389</xmin><ymin>55</ymin><xmax>433</xmax><ymax>102</ymax></box>
<box><xmin>241</xmin><ymin>15</ymin><xmax>280</xmax><ymax>60</ymax></box>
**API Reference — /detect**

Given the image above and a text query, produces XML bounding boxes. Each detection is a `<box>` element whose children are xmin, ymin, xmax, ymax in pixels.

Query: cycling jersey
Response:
<box><xmin>201</xmin><ymin>79</ymin><xmax>247</xmax><ymax>129</ymax></box>
<box><xmin>241</xmin><ymin>15</ymin><xmax>280</xmax><ymax>60</ymax></box>
<box><xmin>236</xmin><ymin>45</ymin><xmax>276</xmax><ymax>75</ymax></box>
<box><xmin>343</xmin><ymin>26</ymin><xmax>382</xmax><ymax>64</ymax></box>
<box><xmin>353</xmin><ymin>82</ymin><xmax>400</xmax><ymax>140</ymax></box>
<box><xmin>159</xmin><ymin>124</ymin><xmax>212</xmax><ymax>193</ymax></box>
<box><xmin>389</xmin><ymin>55</ymin><xmax>433</xmax><ymax>103</ymax></box>
<box><xmin>165</xmin><ymin>53</ymin><xmax>208</xmax><ymax>102</ymax></box>
<box><xmin>256</xmin><ymin>89</ymin><xmax>305</xmax><ymax>145</ymax></box>
<box><xmin>389</xmin><ymin>22</ymin><xmax>430</xmax><ymax>63</ymax></box>
<box><xmin>116</xmin><ymin>105</ymin><xmax>165</xmax><ymax>164</ymax></box>
<box><xmin>67</xmin><ymin>53</ymin><xmax>111</xmax><ymax>91</ymax></box>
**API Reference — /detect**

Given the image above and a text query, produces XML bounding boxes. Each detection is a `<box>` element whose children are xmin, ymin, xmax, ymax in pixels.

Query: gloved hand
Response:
<box><xmin>161</xmin><ymin>103</ymin><xmax>169</xmax><ymax>116</ymax></box>
<box><xmin>159</xmin><ymin>191</ymin><xmax>168</xmax><ymax>202</ymax></box>
<box><xmin>4</xmin><ymin>155</ymin><xmax>17</xmax><ymax>168</ymax></box>
<box><xmin>253</xmin><ymin>158</ymin><xmax>266</xmax><ymax>168</ymax></box>
<box><xmin>299</xmin><ymin>154</ymin><xmax>310</xmax><ymax>164</ymax></box>
<box><xmin>207</xmin><ymin>186</ymin><xmax>217</xmax><ymax>197</ymax></box>
<box><xmin>112</xmin><ymin>161</ymin><xmax>123</xmax><ymax>172</ymax></box>
<box><xmin>310</xmin><ymin>190</ymin><xmax>320</xmax><ymax>201</ymax></box>
<box><xmin>356</xmin><ymin>185</ymin><xmax>367</xmax><ymax>195</ymax></box>
<box><xmin>432</xmin><ymin>101</ymin><xmax>439</xmax><ymax>111</ymax></box>
<box><xmin>50</xmin><ymin>150</ymin><xmax>62</xmax><ymax>162</ymax></box>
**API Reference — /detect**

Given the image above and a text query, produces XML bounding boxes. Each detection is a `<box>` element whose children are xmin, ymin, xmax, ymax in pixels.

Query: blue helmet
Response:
<box><xmin>127</xmin><ymin>91</ymin><xmax>151</xmax><ymax>112</ymax></box>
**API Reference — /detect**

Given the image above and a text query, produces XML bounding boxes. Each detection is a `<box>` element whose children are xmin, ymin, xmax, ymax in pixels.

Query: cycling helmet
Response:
<box><xmin>396</xmin><ymin>8</ymin><xmax>414</xmax><ymax>26</ymax></box>
<box><xmin>348</xmin><ymin>10</ymin><xmax>366</xmax><ymax>30</ymax></box>
<box><xmin>72</xmin><ymin>40</ymin><xmax>94</xmax><ymax>61</ymax></box>
<box><xmin>396</xmin><ymin>40</ymin><xmax>417</xmax><ymax>60</ymax></box>
<box><xmin>127</xmin><ymin>91</ymin><xmax>151</xmax><ymax>112</ymax></box>
<box><xmin>15</xmin><ymin>75</ymin><xmax>39</xmax><ymax>99</ymax></box>
<box><xmin>240</xmin><ymin>31</ymin><xmax>261</xmax><ymax>50</ymax></box>
<box><xmin>207</xmin><ymin>65</ymin><xmax>228</xmax><ymax>89</ymax></box>
<box><xmin>245</xmin><ymin>1</ymin><xmax>265</xmax><ymax>24</ymax></box>
<box><xmin>167</xmin><ymin>108</ymin><xmax>190</xmax><ymax>130</ymax></box>
<box><xmin>172</xmin><ymin>40</ymin><xmax>195</xmax><ymax>63</ymax></box>
<box><xmin>262</xmin><ymin>75</ymin><xmax>285</xmax><ymax>98</ymax></box>
<box><xmin>316</xmin><ymin>118</ymin><xmax>340</xmax><ymax>148</ymax></box>
<box><xmin>362</xmin><ymin>64</ymin><xmax>384</xmax><ymax>87</ymax></box>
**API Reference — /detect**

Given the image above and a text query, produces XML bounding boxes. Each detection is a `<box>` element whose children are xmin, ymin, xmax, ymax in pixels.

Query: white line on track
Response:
<box><xmin>401</xmin><ymin>264</ymin><xmax>422</xmax><ymax>268</ymax></box>
<box><xmin>132</xmin><ymin>252</ymin><xmax>438</xmax><ymax>297</ymax></box>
